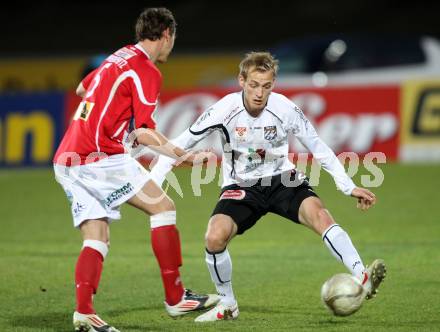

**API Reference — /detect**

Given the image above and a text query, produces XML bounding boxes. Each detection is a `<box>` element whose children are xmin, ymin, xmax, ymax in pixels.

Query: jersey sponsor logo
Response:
<box><xmin>264</xmin><ymin>126</ymin><xmax>277</xmax><ymax>140</ymax></box>
<box><xmin>103</xmin><ymin>182</ymin><xmax>134</xmax><ymax>206</ymax></box>
<box><xmin>223</xmin><ymin>106</ymin><xmax>241</xmax><ymax>123</ymax></box>
<box><xmin>220</xmin><ymin>189</ymin><xmax>245</xmax><ymax>200</ymax></box>
<box><xmin>235</xmin><ymin>127</ymin><xmax>247</xmax><ymax>140</ymax></box>
<box><xmin>244</xmin><ymin>148</ymin><xmax>267</xmax><ymax>172</ymax></box>
<box><xmin>73</xmin><ymin>101</ymin><xmax>95</xmax><ymax>121</ymax></box>
<box><xmin>252</xmin><ymin>148</ymin><xmax>266</xmax><ymax>159</ymax></box>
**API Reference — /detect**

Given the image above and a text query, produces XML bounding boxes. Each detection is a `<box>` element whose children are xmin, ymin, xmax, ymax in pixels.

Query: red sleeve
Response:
<box><xmin>131</xmin><ymin>66</ymin><xmax>162</xmax><ymax>129</ymax></box>
<box><xmin>81</xmin><ymin>68</ymin><xmax>98</xmax><ymax>90</ymax></box>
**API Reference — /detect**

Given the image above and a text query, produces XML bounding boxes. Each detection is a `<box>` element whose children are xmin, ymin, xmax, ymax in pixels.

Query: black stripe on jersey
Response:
<box><xmin>266</xmin><ymin>109</ymin><xmax>284</xmax><ymax>124</ymax></box>
<box><xmin>189</xmin><ymin>125</ymin><xmax>236</xmax><ymax>177</ymax></box>
<box><xmin>225</xmin><ymin>109</ymin><xmax>244</xmax><ymax>126</ymax></box>
<box><xmin>189</xmin><ymin>124</ymin><xmax>230</xmax><ymax>142</ymax></box>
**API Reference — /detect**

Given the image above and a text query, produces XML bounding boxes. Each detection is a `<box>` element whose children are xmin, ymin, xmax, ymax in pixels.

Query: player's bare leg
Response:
<box><xmin>195</xmin><ymin>214</ymin><xmax>239</xmax><ymax>322</ymax></box>
<box><xmin>80</xmin><ymin>218</ymin><xmax>110</xmax><ymax>243</ymax></box>
<box><xmin>74</xmin><ymin>218</ymin><xmax>120</xmax><ymax>331</ymax></box>
<box><xmin>298</xmin><ymin>197</ymin><xmax>334</xmax><ymax>234</ymax></box>
<box><xmin>127</xmin><ymin>179</ymin><xmax>218</xmax><ymax>316</ymax></box>
<box><xmin>298</xmin><ymin>196</ymin><xmax>386</xmax><ymax>298</ymax></box>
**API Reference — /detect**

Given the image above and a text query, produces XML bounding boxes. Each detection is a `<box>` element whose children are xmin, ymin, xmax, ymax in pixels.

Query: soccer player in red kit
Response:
<box><xmin>53</xmin><ymin>8</ymin><xmax>218</xmax><ymax>332</ymax></box>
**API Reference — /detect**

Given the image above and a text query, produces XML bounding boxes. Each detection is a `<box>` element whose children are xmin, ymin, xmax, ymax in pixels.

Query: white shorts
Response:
<box><xmin>54</xmin><ymin>154</ymin><xmax>150</xmax><ymax>227</ymax></box>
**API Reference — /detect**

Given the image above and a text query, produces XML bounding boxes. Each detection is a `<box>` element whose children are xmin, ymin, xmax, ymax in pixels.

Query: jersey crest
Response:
<box><xmin>264</xmin><ymin>126</ymin><xmax>277</xmax><ymax>140</ymax></box>
<box><xmin>235</xmin><ymin>127</ymin><xmax>248</xmax><ymax>140</ymax></box>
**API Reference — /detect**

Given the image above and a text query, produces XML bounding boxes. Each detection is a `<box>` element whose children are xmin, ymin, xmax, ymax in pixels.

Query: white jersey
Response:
<box><xmin>151</xmin><ymin>91</ymin><xmax>356</xmax><ymax>195</ymax></box>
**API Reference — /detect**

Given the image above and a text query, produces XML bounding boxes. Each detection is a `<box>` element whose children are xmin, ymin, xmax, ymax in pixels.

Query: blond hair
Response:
<box><xmin>239</xmin><ymin>52</ymin><xmax>279</xmax><ymax>80</ymax></box>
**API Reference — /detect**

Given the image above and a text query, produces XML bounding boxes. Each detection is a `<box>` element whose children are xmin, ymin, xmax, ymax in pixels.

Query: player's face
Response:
<box><xmin>239</xmin><ymin>69</ymin><xmax>275</xmax><ymax>114</ymax></box>
<box><xmin>157</xmin><ymin>30</ymin><xmax>175</xmax><ymax>63</ymax></box>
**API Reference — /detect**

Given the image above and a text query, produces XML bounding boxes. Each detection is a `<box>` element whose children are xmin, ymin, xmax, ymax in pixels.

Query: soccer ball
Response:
<box><xmin>321</xmin><ymin>273</ymin><xmax>365</xmax><ymax>316</ymax></box>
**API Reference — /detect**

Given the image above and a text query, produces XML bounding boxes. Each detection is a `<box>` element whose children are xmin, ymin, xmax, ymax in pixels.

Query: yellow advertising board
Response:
<box><xmin>0</xmin><ymin>54</ymin><xmax>240</xmax><ymax>92</ymax></box>
<box><xmin>0</xmin><ymin>58</ymin><xmax>87</xmax><ymax>91</ymax></box>
<box><xmin>400</xmin><ymin>80</ymin><xmax>440</xmax><ymax>161</ymax></box>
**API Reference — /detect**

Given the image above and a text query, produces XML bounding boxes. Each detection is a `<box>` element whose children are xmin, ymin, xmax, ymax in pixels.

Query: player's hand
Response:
<box><xmin>190</xmin><ymin>150</ymin><xmax>217</xmax><ymax>166</ymax></box>
<box><xmin>177</xmin><ymin>150</ymin><xmax>217</xmax><ymax>166</ymax></box>
<box><xmin>351</xmin><ymin>187</ymin><xmax>376</xmax><ymax>211</ymax></box>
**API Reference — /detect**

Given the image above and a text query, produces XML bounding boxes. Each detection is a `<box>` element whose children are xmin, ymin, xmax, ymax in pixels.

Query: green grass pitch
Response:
<box><xmin>0</xmin><ymin>163</ymin><xmax>439</xmax><ymax>331</ymax></box>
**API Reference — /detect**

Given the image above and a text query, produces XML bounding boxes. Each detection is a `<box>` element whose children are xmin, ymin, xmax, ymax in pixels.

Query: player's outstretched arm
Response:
<box><xmin>149</xmin><ymin>96</ymin><xmax>227</xmax><ymax>186</ymax></box>
<box><xmin>135</xmin><ymin>127</ymin><xmax>214</xmax><ymax>166</ymax></box>
<box><xmin>351</xmin><ymin>187</ymin><xmax>376</xmax><ymax>211</ymax></box>
<box><xmin>291</xmin><ymin>105</ymin><xmax>377</xmax><ymax>211</ymax></box>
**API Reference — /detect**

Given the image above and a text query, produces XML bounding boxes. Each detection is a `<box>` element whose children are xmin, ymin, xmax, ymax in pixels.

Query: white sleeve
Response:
<box><xmin>149</xmin><ymin>104</ymin><xmax>225</xmax><ymax>187</ymax></box>
<box><xmin>291</xmin><ymin>106</ymin><xmax>356</xmax><ymax>195</ymax></box>
<box><xmin>149</xmin><ymin>154</ymin><xmax>175</xmax><ymax>187</ymax></box>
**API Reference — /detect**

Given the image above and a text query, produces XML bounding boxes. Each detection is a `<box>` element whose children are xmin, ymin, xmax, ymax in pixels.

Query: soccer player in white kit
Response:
<box><xmin>53</xmin><ymin>8</ymin><xmax>218</xmax><ymax>332</ymax></box>
<box><xmin>150</xmin><ymin>52</ymin><xmax>387</xmax><ymax>322</ymax></box>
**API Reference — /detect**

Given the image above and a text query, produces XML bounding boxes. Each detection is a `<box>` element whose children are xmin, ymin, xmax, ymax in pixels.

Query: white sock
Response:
<box><xmin>322</xmin><ymin>224</ymin><xmax>365</xmax><ymax>279</ymax></box>
<box><xmin>205</xmin><ymin>248</ymin><xmax>236</xmax><ymax>306</ymax></box>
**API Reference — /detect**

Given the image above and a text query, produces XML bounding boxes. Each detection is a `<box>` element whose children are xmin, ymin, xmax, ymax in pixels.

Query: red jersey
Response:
<box><xmin>54</xmin><ymin>44</ymin><xmax>161</xmax><ymax>166</ymax></box>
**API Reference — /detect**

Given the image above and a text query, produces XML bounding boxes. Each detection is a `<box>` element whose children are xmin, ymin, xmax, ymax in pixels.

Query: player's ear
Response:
<box><xmin>162</xmin><ymin>28</ymin><xmax>171</xmax><ymax>40</ymax></box>
<box><xmin>238</xmin><ymin>75</ymin><xmax>245</xmax><ymax>88</ymax></box>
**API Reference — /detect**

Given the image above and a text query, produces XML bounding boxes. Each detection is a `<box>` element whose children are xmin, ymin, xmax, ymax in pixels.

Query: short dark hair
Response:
<box><xmin>135</xmin><ymin>7</ymin><xmax>176</xmax><ymax>42</ymax></box>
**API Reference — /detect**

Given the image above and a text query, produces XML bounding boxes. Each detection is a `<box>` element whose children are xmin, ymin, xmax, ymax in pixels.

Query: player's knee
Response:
<box><xmin>80</xmin><ymin>219</ymin><xmax>110</xmax><ymax>243</ymax></box>
<box><xmin>316</xmin><ymin>208</ymin><xmax>333</xmax><ymax>229</ymax></box>
<box><xmin>145</xmin><ymin>197</ymin><xmax>176</xmax><ymax>215</ymax></box>
<box><xmin>205</xmin><ymin>231</ymin><xmax>228</xmax><ymax>252</ymax></box>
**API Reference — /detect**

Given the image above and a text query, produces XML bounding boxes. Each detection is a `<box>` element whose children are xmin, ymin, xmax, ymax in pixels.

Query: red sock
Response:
<box><xmin>151</xmin><ymin>225</ymin><xmax>184</xmax><ymax>305</ymax></box>
<box><xmin>75</xmin><ymin>247</ymin><xmax>104</xmax><ymax>314</ymax></box>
